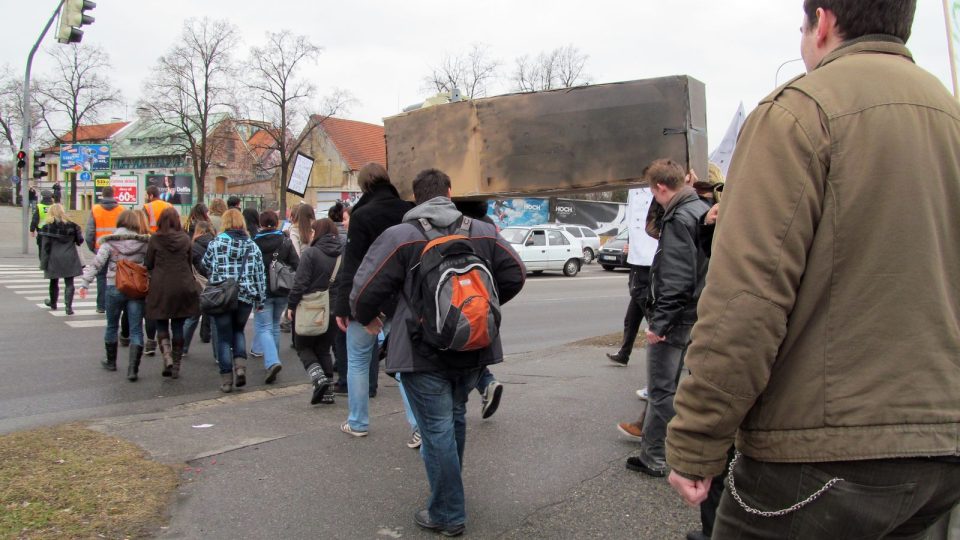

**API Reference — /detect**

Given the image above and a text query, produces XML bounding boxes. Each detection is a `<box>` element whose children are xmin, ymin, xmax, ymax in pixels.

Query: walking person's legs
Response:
<box><xmin>46</xmin><ymin>279</ymin><xmax>59</xmax><ymax>310</ymax></box>
<box><xmin>95</xmin><ymin>265</ymin><xmax>107</xmax><ymax>313</ymax></box>
<box><xmin>344</xmin><ymin>321</ymin><xmax>377</xmax><ymax>433</ymax></box>
<box><xmin>212</xmin><ymin>312</ymin><xmax>236</xmax><ymax>392</ymax></box>
<box><xmin>230</xmin><ymin>303</ymin><xmax>253</xmax><ymax>388</ymax></box>
<box><xmin>63</xmin><ymin>276</ymin><xmax>75</xmax><ymax>315</ymax></box>
<box><xmin>333</xmin><ymin>325</ymin><xmax>348</xmax><ymax>392</ymax></box>
<box><xmin>169</xmin><ymin>317</ymin><xmax>186</xmax><ymax>379</ymax></box>
<box><xmin>101</xmin><ymin>285</ymin><xmax>123</xmax><ymax>371</ymax></box>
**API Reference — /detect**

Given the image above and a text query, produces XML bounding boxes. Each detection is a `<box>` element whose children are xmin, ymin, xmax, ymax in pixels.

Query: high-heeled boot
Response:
<box><xmin>102</xmin><ymin>342</ymin><xmax>118</xmax><ymax>371</ymax></box>
<box><xmin>64</xmin><ymin>284</ymin><xmax>75</xmax><ymax>315</ymax></box>
<box><xmin>45</xmin><ymin>280</ymin><xmax>59</xmax><ymax>310</ymax></box>
<box><xmin>160</xmin><ymin>338</ymin><xmax>174</xmax><ymax>377</ymax></box>
<box><xmin>127</xmin><ymin>345</ymin><xmax>143</xmax><ymax>381</ymax></box>
<box><xmin>170</xmin><ymin>339</ymin><xmax>184</xmax><ymax>379</ymax></box>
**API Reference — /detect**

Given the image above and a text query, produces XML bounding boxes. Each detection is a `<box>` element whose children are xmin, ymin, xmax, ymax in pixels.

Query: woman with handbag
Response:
<box><xmin>253</xmin><ymin>210</ymin><xmax>300</xmax><ymax>384</ymax></box>
<box><xmin>37</xmin><ymin>204</ymin><xmax>83</xmax><ymax>315</ymax></box>
<box><xmin>202</xmin><ymin>208</ymin><xmax>266</xmax><ymax>393</ymax></box>
<box><xmin>287</xmin><ymin>218</ymin><xmax>342</xmax><ymax>405</ymax></box>
<box><xmin>182</xmin><ymin>220</ymin><xmax>216</xmax><ymax>358</ymax></box>
<box><xmin>79</xmin><ymin>210</ymin><xmax>150</xmax><ymax>379</ymax></box>
<box><xmin>145</xmin><ymin>207</ymin><xmax>199</xmax><ymax>380</ymax></box>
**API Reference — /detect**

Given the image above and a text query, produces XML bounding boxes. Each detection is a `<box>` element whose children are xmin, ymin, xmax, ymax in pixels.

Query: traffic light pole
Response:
<box><xmin>21</xmin><ymin>0</ymin><xmax>65</xmax><ymax>254</ymax></box>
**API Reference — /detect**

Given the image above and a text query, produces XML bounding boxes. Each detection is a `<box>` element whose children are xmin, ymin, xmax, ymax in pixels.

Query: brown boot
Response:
<box><xmin>160</xmin><ymin>338</ymin><xmax>173</xmax><ymax>377</ymax></box>
<box><xmin>171</xmin><ymin>339</ymin><xmax>184</xmax><ymax>379</ymax></box>
<box><xmin>219</xmin><ymin>372</ymin><xmax>233</xmax><ymax>393</ymax></box>
<box><xmin>234</xmin><ymin>357</ymin><xmax>247</xmax><ymax>388</ymax></box>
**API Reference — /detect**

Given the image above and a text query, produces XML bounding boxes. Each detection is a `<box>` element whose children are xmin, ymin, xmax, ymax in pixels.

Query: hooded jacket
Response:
<box><xmin>85</xmin><ymin>197</ymin><xmax>120</xmax><ymax>252</ymax></box>
<box><xmin>333</xmin><ymin>183</ymin><xmax>415</xmax><ymax>319</ymax></box>
<box><xmin>350</xmin><ymin>197</ymin><xmax>526</xmax><ymax>373</ymax></box>
<box><xmin>145</xmin><ymin>230</ymin><xmax>200</xmax><ymax>320</ymax></box>
<box><xmin>254</xmin><ymin>229</ymin><xmax>300</xmax><ymax>298</ymax></box>
<box><xmin>666</xmin><ymin>38</ymin><xmax>960</xmax><ymax>479</ymax></box>
<box><xmin>80</xmin><ymin>228</ymin><xmax>150</xmax><ymax>289</ymax></box>
<box><xmin>646</xmin><ymin>187</ymin><xmax>710</xmax><ymax>336</ymax></box>
<box><xmin>288</xmin><ymin>233</ymin><xmax>343</xmax><ymax>310</ymax></box>
<box><xmin>202</xmin><ymin>229</ymin><xmax>266</xmax><ymax>307</ymax></box>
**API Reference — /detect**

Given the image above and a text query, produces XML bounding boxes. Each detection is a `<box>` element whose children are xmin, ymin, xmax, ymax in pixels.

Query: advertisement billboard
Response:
<box><xmin>95</xmin><ymin>175</ymin><xmax>139</xmax><ymax>205</ymax></box>
<box><xmin>487</xmin><ymin>198</ymin><xmax>549</xmax><ymax>229</ymax></box>
<box><xmin>60</xmin><ymin>144</ymin><xmax>111</xmax><ymax>172</ymax></box>
<box><xmin>554</xmin><ymin>198</ymin><xmax>628</xmax><ymax>237</ymax></box>
<box><xmin>145</xmin><ymin>174</ymin><xmax>194</xmax><ymax>205</ymax></box>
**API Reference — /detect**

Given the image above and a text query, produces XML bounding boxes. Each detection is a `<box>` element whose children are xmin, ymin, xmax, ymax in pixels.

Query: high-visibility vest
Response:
<box><xmin>37</xmin><ymin>203</ymin><xmax>51</xmax><ymax>224</ymax></box>
<box><xmin>144</xmin><ymin>200</ymin><xmax>174</xmax><ymax>233</ymax></box>
<box><xmin>92</xmin><ymin>204</ymin><xmax>124</xmax><ymax>249</ymax></box>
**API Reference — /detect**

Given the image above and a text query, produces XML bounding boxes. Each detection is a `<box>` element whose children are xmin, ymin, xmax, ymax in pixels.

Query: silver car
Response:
<box><xmin>501</xmin><ymin>225</ymin><xmax>583</xmax><ymax>276</ymax></box>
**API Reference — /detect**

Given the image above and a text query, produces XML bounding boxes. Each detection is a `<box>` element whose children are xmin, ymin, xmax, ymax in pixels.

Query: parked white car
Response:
<box><xmin>501</xmin><ymin>225</ymin><xmax>583</xmax><ymax>276</ymax></box>
<box><xmin>557</xmin><ymin>224</ymin><xmax>602</xmax><ymax>264</ymax></box>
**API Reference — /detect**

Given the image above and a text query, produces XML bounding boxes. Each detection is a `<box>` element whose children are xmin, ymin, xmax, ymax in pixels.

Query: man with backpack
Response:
<box><xmin>351</xmin><ymin>169</ymin><xmax>525</xmax><ymax>536</ymax></box>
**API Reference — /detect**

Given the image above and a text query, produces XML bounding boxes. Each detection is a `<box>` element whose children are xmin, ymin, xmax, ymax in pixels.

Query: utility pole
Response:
<box><xmin>20</xmin><ymin>1</ymin><xmax>65</xmax><ymax>255</ymax></box>
<box><xmin>944</xmin><ymin>0</ymin><xmax>959</xmax><ymax>98</ymax></box>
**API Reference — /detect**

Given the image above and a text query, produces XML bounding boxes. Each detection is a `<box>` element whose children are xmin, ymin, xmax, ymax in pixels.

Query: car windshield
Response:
<box><xmin>501</xmin><ymin>228</ymin><xmax>529</xmax><ymax>244</ymax></box>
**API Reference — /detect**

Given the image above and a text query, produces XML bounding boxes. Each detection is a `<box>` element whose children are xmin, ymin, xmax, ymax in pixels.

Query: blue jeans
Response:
<box><xmin>254</xmin><ymin>296</ymin><xmax>286</xmax><ymax>369</ymax></box>
<box><xmin>184</xmin><ymin>315</ymin><xmax>218</xmax><ymax>360</ymax></box>
<box><xmin>96</xmin><ymin>266</ymin><xmax>107</xmax><ymax>312</ymax></box>
<box><xmin>212</xmin><ymin>303</ymin><xmax>253</xmax><ymax>375</ymax></box>
<box><xmin>477</xmin><ymin>368</ymin><xmax>494</xmax><ymax>393</ymax></box>
<box><xmin>105</xmin><ymin>286</ymin><xmax>144</xmax><ymax>346</ymax></box>
<box><xmin>346</xmin><ymin>320</ymin><xmax>387</xmax><ymax>431</ymax></box>
<box><xmin>401</xmin><ymin>368</ymin><xmax>482</xmax><ymax>527</ymax></box>
<box><xmin>396</xmin><ymin>373</ymin><xmax>418</xmax><ymax>431</ymax></box>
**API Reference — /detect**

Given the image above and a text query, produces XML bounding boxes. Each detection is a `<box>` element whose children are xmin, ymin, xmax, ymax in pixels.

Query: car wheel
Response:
<box><xmin>601</xmin><ymin>265</ymin><xmax>614</xmax><ymax>271</ymax></box>
<box><xmin>582</xmin><ymin>248</ymin><xmax>594</xmax><ymax>265</ymax></box>
<box><xmin>563</xmin><ymin>259</ymin><xmax>580</xmax><ymax>277</ymax></box>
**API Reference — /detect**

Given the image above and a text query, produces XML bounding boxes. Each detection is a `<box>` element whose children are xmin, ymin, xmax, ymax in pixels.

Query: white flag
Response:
<box><xmin>709</xmin><ymin>102</ymin><xmax>746</xmax><ymax>178</ymax></box>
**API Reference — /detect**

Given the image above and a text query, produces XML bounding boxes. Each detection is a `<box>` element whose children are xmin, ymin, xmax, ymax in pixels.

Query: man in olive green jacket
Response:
<box><xmin>665</xmin><ymin>1</ymin><xmax>960</xmax><ymax>537</ymax></box>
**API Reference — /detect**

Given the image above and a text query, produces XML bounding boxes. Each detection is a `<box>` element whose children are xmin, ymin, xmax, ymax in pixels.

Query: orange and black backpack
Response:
<box><xmin>410</xmin><ymin>216</ymin><xmax>501</xmax><ymax>352</ymax></box>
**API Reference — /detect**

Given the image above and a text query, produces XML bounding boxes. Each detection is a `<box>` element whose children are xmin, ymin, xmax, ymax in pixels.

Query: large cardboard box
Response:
<box><xmin>385</xmin><ymin>76</ymin><xmax>707</xmax><ymax>199</ymax></box>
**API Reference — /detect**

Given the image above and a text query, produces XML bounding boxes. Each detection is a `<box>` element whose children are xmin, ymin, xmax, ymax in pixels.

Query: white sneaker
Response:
<box><xmin>407</xmin><ymin>430</ymin><xmax>422</xmax><ymax>449</ymax></box>
<box><xmin>340</xmin><ymin>421</ymin><xmax>368</xmax><ymax>437</ymax></box>
<box><xmin>636</xmin><ymin>387</ymin><xmax>649</xmax><ymax>401</ymax></box>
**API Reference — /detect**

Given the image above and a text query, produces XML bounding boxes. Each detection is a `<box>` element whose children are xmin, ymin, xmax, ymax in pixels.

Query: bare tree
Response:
<box><xmin>0</xmin><ymin>65</ymin><xmax>40</xmax><ymax>156</ymax></box>
<box><xmin>33</xmin><ymin>44</ymin><xmax>122</xmax><ymax>146</ymax></box>
<box><xmin>513</xmin><ymin>45</ymin><xmax>590</xmax><ymax>92</ymax></box>
<box><xmin>139</xmin><ymin>17</ymin><xmax>239</xmax><ymax>197</ymax></box>
<box><xmin>424</xmin><ymin>43</ymin><xmax>500</xmax><ymax>99</ymax></box>
<box><xmin>243</xmin><ymin>31</ymin><xmax>352</xmax><ymax>216</ymax></box>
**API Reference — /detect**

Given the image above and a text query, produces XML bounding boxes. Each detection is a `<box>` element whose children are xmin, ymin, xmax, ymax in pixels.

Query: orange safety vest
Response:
<box><xmin>91</xmin><ymin>204</ymin><xmax>124</xmax><ymax>249</ymax></box>
<box><xmin>144</xmin><ymin>200</ymin><xmax>174</xmax><ymax>232</ymax></box>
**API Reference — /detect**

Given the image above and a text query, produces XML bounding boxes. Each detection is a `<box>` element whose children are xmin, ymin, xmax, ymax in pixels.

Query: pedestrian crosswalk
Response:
<box><xmin>0</xmin><ymin>263</ymin><xmax>106</xmax><ymax>328</ymax></box>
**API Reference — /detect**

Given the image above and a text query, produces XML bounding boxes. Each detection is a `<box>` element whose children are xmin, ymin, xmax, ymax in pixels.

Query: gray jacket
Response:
<box><xmin>80</xmin><ymin>228</ymin><xmax>149</xmax><ymax>288</ymax></box>
<box><xmin>350</xmin><ymin>197</ymin><xmax>526</xmax><ymax>373</ymax></box>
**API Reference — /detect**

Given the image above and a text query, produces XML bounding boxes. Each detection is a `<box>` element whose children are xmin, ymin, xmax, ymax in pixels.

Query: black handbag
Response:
<box><xmin>200</xmin><ymin>246</ymin><xmax>251</xmax><ymax>315</ymax></box>
<box><xmin>268</xmin><ymin>251</ymin><xmax>296</xmax><ymax>295</ymax></box>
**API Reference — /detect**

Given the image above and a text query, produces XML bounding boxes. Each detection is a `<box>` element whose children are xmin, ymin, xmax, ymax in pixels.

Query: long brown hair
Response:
<box><xmin>310</xmin><ymin>218</ymin><xmax>338</xmax><ymax>245</ymax></box>
<box><xmin>295</xmin><ymin>204</ymin><xmax>315</xmax><ymax>246</ymax></box>
<box><xmin>156</xmin><ymin>207</ymin><xmax>183</xmax><ymax>234</ymax></box>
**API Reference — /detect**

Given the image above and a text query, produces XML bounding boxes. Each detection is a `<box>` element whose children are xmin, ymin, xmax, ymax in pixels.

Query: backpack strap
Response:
<box><xmin>418</xmin><ymin>218</ymin><xmax>444</xmax><ymax>241</ymax></box>
<box><xmin>457</xmin><ymin>217</ymin><xmax>472</xmax><ymax>237</ymax></box>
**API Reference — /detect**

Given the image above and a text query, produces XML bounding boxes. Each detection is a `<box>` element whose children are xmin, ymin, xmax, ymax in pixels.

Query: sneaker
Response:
<box><xmin>250</xmin><ymin>350</ymin><xmax>264</xmax><ymax>358</ymax></box>
<box><xmin>636</xmin><ymin>387</ymin><xmax>649</xmax><ymax>401</ymax></box>
<box><xmin>480</xmin><ymin>381</ymin><xmax>504</xmax><ymax>419</ymax></box>
<box><xmin>265</xmin><ymin>363</ymin><xmax>282</xmax><ymax>384</ymax></box>
<box><xmin>625</xmin><ymin>456</ymin><xmax>666</xmax><ymax>477</ymax></box>
<box><xmin>414</xmin><ymin>509</ymin><xmax>464</xmax><ymax>537</ymax></box>
<box><xmin>340</xmin><ymin>422</ymin><xmax>368</xmax><ymax>437</ymax></box>
<box><xmin>606</xmin><ymin>352</ymin><xmax>629</xmax><ymax>366</ymax></box>
<box><xmin>617</xmin><ymin>421</ymin><xmax>644</xmax><ymax>441</ymax></box>
<box><xmin>407</xmin><ymin>430</ymin><xmax>422</xmax><ymax>449</ymax></box>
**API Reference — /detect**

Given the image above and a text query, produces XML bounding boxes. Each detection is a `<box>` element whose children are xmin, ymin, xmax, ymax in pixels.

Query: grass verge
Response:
<box><xmin>0</xmin><ymin>423</ymin><xmax>178</xmax><ymax>539</ymax></box>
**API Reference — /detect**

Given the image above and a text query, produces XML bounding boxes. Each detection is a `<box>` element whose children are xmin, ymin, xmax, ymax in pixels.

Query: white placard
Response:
<box><xmin>287</xmin><ymin>152</ymin><xmax>314</xmax><ymax>197</ymax></box>
<box><xmin>626</xmin><ymin>187</ymin><xmax>658</xmax><ymax>266</ymax></box>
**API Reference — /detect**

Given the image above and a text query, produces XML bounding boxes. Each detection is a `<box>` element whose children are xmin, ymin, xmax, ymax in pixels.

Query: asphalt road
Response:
<box><xmin>0</xmin><ymin>254</ymin><xmax>629</xmax><ymax>433</ymax></box>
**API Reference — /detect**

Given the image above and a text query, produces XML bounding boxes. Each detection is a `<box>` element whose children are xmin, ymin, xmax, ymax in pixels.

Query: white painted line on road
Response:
<box><xmin>26</xmin><ymin>296</ymin><xmax>48</xmax><ymax>300</ymax></box>
<box><xmin>36</xmin><ymin>302</ymin><xmax>97</xmax><ymax>308</ymax></box>
<box><xmin>0</xmin><ymin>279</ymin><xmax>56</xmax><ymax>284</ymax></box>
<box><xmin>11</xmin><ymin>285</ymin><xmax>96</xmax><ymax>291</ymax></box>
<box><xmin>66</xmin><ymin>319</ymin><xmax>107</xmax><ymax>328</ymax></box>
<box><xmin>49</xmin><ymin>310</ymin><xmax>101</xmax><ymax>317</ymax></box>
<box><xmin>0</xmin><ymin>271</ymin><xmax>45</xmax><ymax>276</ymax></box>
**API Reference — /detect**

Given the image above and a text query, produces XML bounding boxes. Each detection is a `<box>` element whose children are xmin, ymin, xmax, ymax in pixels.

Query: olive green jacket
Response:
<box><xmin>666</xmin><ymin>37</ymin><xmax>960</xmax><ymax>478</ymax></box>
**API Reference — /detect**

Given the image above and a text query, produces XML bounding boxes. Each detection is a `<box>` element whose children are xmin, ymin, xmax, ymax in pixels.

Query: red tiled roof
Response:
<box><xmin>58</xmin><ymin>121</ymin><xmax>130</xmax><ymax>143</ymax></box>
<box><xmin>312</xmin><ymin>116</ymin><xmax>386</xmax><ymax>171</ymax></box>
<box><xmin>247</xmin><ymin>128</ymin><xmax>278</xmax><ymax>159</ymax></box>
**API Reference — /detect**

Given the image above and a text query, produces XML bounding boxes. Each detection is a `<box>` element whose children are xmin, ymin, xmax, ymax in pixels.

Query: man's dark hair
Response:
<box><xmin>101</xmin><ymin>186</ymin><xmax>114</xmax><ymax>199</ymax></box>
<box><xmin>357</xmin><ymin>162</ymin><xmax>391</xmax><ymax>193</ymax></box>
<box><xmin>227</xmin><ymin>195</ymin><xmax>241</xmax><ymax>208</ymax></box>
<box><xmin>643</xmin><ymin>159</ymin><xmax>686</xmax><ymax>191</ymax></box>
<box><xmin>327</xmin><ymin>201</ymin><xmax>345</xmax><ymax>223</ymax></box>
<box><xmin>146</xmin><ymin>185</ymin><xmax>160</xmax><ymax>198</ymax></box>
<box><xmin>804</xmin><ymin>0</ymin><xmax>916</xmax><ymax>42</ymax></box>
<box><xmin>412</xmin><ymin>168</ymin><xmax>452</xmax><ymax>205</ymax></box>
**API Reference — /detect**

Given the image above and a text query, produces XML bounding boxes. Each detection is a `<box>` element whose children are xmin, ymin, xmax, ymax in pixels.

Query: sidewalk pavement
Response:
<box><xmin>89</xmin><ymin>344</ymin><xmax>700</xmax><ymax>539</ymax></box>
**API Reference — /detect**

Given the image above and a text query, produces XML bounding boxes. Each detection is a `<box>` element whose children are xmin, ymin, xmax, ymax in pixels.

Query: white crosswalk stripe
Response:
<box><xmin>0</xmin><ymin>264</ymin><xmax>104</xmax><ymax>328</ymax></box>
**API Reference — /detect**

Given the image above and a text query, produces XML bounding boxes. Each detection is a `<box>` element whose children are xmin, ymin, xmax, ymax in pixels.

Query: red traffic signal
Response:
<box><xmin>16</xmin><ymin>150</ymin><xmax>26</xmax><ymax>170</ymax></box>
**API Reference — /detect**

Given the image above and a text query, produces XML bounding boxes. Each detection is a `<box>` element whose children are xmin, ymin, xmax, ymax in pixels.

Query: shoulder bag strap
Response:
<box><xmin>329</xmin><ymin>256</ymin><xmax>342</xmax><ymax>285</ymax></box>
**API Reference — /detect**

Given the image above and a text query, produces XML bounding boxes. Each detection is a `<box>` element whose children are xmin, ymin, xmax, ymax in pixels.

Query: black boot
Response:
<box><xmin>102</xmin><ymin>342</ymin><xmax>118</xmax><ymax>371</ymax></box>
<box><xmin>45</xmin><ymin>280</ymin><xmax>59</xmax><ymax>310</ymax></box>
<box><xmin>64</xmin><ymin>284</ymin><xmax>75</xmax><ymax>316</ymax></box>
<box><xmin>127</xmin><ymin>345</ymin><xmax>143</xmax><ymax>381</ymax></box>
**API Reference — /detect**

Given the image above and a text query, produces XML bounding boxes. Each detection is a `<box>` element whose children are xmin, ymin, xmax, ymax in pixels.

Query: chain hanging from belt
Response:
<box><xmin>726</xmin><ymin>451</ymin><xmax>845</xmax><ymax>518</ymax></box>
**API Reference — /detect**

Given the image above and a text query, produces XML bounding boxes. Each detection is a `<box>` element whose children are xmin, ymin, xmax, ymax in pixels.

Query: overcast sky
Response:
<box><xmin>4</xmin><ymin>0</ymin><xmax>957</xmax><ymax>147</ymax></box>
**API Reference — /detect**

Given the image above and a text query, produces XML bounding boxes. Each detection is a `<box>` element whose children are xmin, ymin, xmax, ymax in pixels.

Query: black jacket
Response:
<box><xmin>254</xmin><ymin>229</ymin><xmax>300</xmax><ymax>297</ymax></box>
<box><xmin>647</xmin><ymin>190</ymin><xmax>710</xmax><ymax>336</ymax></box>
<box><xmin>191</xmin><ymin>233</ymin><xmax>214</xmax><ymax>277</ymax></box>
<box><xmin>332</xmin><ymin>183</ymin><xmax>414</xmax><ymax>318</ymax></box>
<box><xmin>288</xmin><ymin>233</ymin><xmax>343</xmax><ymax>310</ymax></box>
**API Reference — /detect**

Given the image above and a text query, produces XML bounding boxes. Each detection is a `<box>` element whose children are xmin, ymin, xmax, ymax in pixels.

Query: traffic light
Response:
<box><xmin>16</xmin><ymin>150</ymin><xmax>26</xmax><ymax>171</ymax></box>
<box><xmin>56</xmin><ymin>0</ymin><xmax>96</xmax><ymax>44</ymax></box>
<box><xmin>32</xmin><ymin>152</ymin><xmax>47</xmax><ymax>180</ymax></box>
